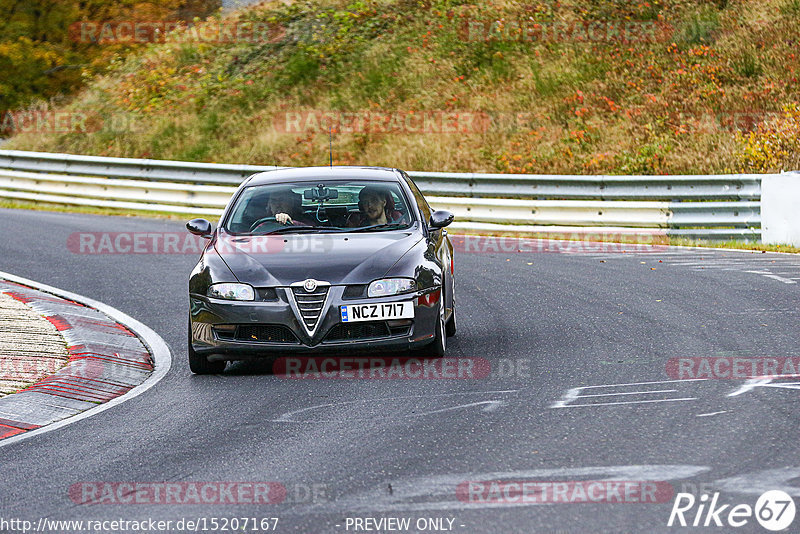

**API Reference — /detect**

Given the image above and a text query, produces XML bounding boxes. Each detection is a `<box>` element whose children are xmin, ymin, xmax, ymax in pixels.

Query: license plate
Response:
<box><xmin>340</xmin><ymin>302</ymin><xmax>414</xmax><ymax>322</ymax></box>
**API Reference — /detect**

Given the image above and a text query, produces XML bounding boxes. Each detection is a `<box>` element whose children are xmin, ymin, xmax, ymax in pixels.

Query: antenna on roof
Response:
<box><xmin>328</xmin><ymin>125</ymin><xmax>333</xmax><ymax>168</ymax></box>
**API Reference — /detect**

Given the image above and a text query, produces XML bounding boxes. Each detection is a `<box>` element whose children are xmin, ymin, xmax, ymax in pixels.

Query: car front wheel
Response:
<box><xmin>410</xmin><ymin>293</ymin><xmax>447</xmax><ymax>358</ymax></box>
<box><xmin>188</xmin><ymin>321</ymin><xmax>226</xmax><ymax>374</ymax></box>
<box><xmin>446</xmin><ymin>280</ymin><xmax>456</xmax><ymax>337</ymax></box>
<box><xmin>429</xmin><ymin>295</ymin><xmax>447</xmax><ymax>357</ymax></box>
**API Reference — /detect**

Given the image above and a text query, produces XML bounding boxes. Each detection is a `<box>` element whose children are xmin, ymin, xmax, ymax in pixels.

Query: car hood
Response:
<box><xmin>214</xmin><ymin>230</ymin><xmax>422</xmax><ymax>286</ymax></box>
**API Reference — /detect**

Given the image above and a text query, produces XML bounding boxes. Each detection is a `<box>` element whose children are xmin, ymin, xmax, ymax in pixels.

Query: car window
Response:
<box><xmin>402</xmin><ymin>172</ymin><xmax>432</xmax><ymax>224</ymax></box>
<box><xmin>224</xmin><ymin>180</ymin><xmax>416</xmax><ymax>234</ymax></box>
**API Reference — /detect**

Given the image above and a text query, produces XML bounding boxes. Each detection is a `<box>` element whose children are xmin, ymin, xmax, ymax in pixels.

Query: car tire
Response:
<box><xmin>410</xmin><ymin>294</ymin><xmax>447</xmax><ymax>358</ymax></box>
<box><xmin>430</xmin><ymin>296</ymin><xmax>447</xmax><ymax>357</ymax></box>
<box><xmin>445</xmin><ymin>280</ymin><xmax>456</xmax><ymax>338</ymax></box>
<box><xmin>188</xmin><ymin>322</ymin><xmax>226</xmax><ymax>374</ymax></box>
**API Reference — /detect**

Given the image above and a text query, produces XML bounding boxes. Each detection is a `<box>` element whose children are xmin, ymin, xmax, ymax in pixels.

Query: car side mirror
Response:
<box><xmin>186</xmin><ymin>218</ymin><xmax>213</xmax><ymax>238</ymax></box>
<box><xmin>429</xmin><ymin>210</ymin><xmax>454</xmax><ymax>229</ymax></box>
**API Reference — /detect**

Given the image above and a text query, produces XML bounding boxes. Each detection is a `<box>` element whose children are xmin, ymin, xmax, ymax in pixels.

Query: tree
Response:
<box><xmin>0</xmin><ymin>0</ymin><xmax>221</xmax><ymax>128</ymax></box>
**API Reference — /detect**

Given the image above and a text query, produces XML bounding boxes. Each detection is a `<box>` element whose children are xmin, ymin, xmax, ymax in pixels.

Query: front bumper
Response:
<box><xmin>189</xmin><ymin>285</ymin><xmax>439</xmax><ymax>360</ymax></box>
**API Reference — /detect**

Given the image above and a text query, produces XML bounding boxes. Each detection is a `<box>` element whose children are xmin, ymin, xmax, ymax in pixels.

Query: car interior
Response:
<box><xmin>225</xmin><ymin>182</ymin><xmax>412</xmax><ymax>234</ymax></box>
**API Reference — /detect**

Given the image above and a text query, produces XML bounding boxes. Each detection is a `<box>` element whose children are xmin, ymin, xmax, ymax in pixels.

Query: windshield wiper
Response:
<box><xmin>261</xmin><ymin>225</ymin><xmax>319</xmax><ymax>235</ymax></box>
<box><xmin>346</xmin><ymin>223</ymin><xmax>409</xmax><ymax>233</ymax></box>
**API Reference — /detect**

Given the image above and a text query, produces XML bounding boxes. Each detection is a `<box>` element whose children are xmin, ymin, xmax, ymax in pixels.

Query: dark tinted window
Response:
<box><xmin>402</xmin><ymin>172</ymin><xmax>432</xmax><ymax>223</ymax></box>
<box><xmin>224</xmin><ymin>180</ymin><xmax>416</xmax><ymax>234</ymax></box>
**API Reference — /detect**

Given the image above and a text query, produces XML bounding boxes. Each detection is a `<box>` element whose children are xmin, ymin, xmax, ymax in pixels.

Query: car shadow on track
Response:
<box><xmin>217</xmin><ymin>338</ymin><xmax>468</xmax><ymax>377</ymax></box>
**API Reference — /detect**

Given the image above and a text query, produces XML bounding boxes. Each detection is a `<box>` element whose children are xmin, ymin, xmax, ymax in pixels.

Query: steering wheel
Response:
<box><xmin>249</xmin><ymin>216</ymin><xmax>280</xmax><ymax>233</ymax></box>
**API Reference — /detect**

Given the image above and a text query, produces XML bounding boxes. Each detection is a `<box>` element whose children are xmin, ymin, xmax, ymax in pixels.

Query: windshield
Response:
<box><xmin>223</xmin><ymin>180</ymin><xmax>416</xmax><ymax>235</ymax></box>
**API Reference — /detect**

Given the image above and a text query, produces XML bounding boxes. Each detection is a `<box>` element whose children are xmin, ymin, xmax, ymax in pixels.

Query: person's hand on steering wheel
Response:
<box><xmin>275</xmin><ymin>213</ymin><xmax>293</xmax><ymax>225</ymax></box>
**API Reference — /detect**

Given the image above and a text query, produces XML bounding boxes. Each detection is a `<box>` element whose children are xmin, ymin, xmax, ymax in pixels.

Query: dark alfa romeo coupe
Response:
<box><xmin>186</xmin><ymin>166</ymin><xmax>456</xmax><ymax>374</ymax></box>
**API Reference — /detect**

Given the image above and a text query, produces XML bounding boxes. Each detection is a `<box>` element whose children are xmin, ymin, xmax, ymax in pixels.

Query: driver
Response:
<box><xmin>266</xmin><ymin>189</ymin><xmax>312</xmax><ymax>226</ymax></box>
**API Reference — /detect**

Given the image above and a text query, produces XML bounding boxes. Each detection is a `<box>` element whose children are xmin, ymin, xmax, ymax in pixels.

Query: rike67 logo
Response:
<box><xmin>668</xmin><ymin>490</ymin><xmax>796</xmax><ymax>531</ymax></box>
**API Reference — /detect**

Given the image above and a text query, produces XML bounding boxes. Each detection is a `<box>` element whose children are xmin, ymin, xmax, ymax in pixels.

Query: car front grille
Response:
<box><xmin>292</xmin><ymin>286</ymin><xmax>329</xmax><ymax>331</ymax></box>
<box><xmin>235</xmin><ymin>324</ymin><xmax>298</xmax><ymax>344</ymax></box>
<box><xmin>323</xmin><ymin>322</ymin><xmax>393</xmax><ymax>342</ymax></box>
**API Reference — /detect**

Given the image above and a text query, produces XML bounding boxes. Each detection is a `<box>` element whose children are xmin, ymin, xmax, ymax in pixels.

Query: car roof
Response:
<box><xmin>244</xmin><ymin>166</ymin><xmax>402</xmax><ymax>186</ymax></box>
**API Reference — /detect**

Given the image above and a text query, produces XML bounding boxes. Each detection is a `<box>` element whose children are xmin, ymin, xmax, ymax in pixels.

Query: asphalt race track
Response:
<box><xmin>1</xmin><ymin>208</ymin><xmax>798</xmax><ymax>533</ymax></box>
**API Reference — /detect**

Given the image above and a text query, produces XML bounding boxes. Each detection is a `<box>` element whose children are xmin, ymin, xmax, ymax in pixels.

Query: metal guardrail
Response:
<box><xmin>0</xmin><ymin>150</ymin><xmax>766</xmax><ymax>240</ymax></box>
<box><xmin>0</xmin><ymin>150</ymin><xmax>276</xmax><ymax>185</ymax></box>
<box><xmin>412</xmin><ymin>172</ymin><xmax>762</xmax><ymax>201</ymax></box>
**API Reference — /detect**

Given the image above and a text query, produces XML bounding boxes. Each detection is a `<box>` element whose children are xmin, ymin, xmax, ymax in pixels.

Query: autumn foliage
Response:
<box><xmin>0</xmin><ymin>0</ymin><xmax>219</xmax><ymax>120</ymax></box>
<box><xmin>6</xmin><ymin>0</ymin><xmax>800</xmax><ymax>175</ymax></box>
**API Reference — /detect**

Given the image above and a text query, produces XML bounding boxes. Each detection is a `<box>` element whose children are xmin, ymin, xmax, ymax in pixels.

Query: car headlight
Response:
<box><xmin>368</xmin><ymin>278</ymin><xmax>416</xmax><ymax>298</ymax></box>
<box><xmin>207</xmin><ymin>283</ymin><xmax>255</xmax><ymax>301</ymax></box>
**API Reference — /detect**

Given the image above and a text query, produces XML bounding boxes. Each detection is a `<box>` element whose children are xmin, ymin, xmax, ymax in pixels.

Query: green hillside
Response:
<box><xmin>6</xmin><ymin>0</ymin><xmax>800</xmax><ymax>175</ymax></box>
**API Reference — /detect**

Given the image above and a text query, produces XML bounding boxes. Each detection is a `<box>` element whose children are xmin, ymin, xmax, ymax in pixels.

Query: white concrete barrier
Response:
<box><xmin>761</xmin><ymin>173</ymin><xmax>800</xmax><ymax>246</ymax></box>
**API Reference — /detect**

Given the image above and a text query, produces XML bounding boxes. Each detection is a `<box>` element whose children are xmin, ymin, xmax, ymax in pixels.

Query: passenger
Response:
<box><xmin>266</xmin><ymin>189</ymin><xmax>313</xmax><ymax>226</ymax></box>
<box><xmin>347</xmin><ymin>186</ymin><xmax>404</xmax><ymax>227</ymax></box>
